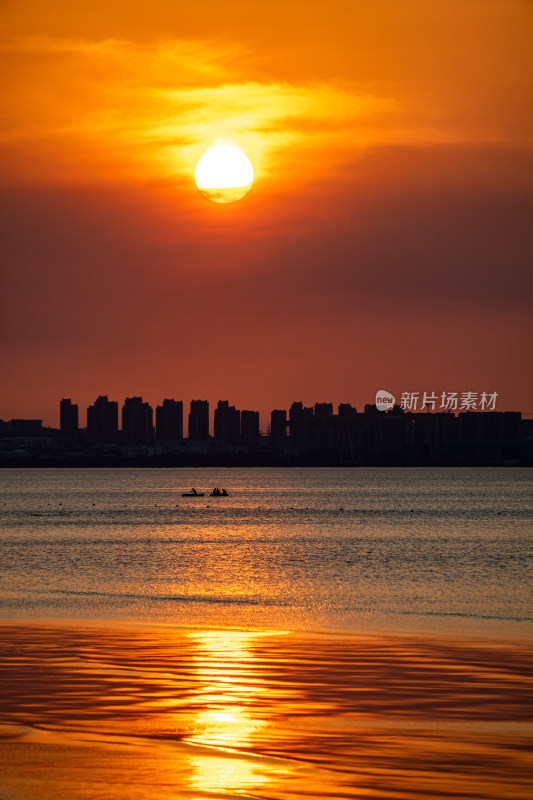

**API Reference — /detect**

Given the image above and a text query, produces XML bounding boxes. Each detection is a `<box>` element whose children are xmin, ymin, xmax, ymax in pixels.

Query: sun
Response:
<box><xmin>195</xmin><ymin>144</ymin><xmax>254</xmax><ymax>204</ymax></box>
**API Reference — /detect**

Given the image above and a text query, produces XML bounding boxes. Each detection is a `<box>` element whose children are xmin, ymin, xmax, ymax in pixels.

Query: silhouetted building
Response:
<box><xmin>240</xmin><ymin>410</ymin><xmax>260</xmax><ymax>446</ymax></box>
<box><xmin>60</xmin><ymin>398</ymin><xmax>78</xmax><ymax>437</ymax></box>
<box><xmin>289</xmin><ymin>402</ymin><xmax>313</xmax><ymax>423</ymax></box>
<box><xmin>4</xmin><ymin>419</ymin><xmax>43</xmax><ymax>436</ymax></box>
<box><xmin>335</xmin><ymin>413</ymin><xmax>360</xmax><ymax>463</ymax></box>
<box><xmin>87</xmin><ymin>396</ymin><xmax>119</xmax><ymax>444</ymax></box>
<box><xmin>270</xmin><ymin>409</ymin><xmax>287</xmax><ymax>450</ymax></box>
<box><xmin>338</xmin><ymin>403</ymin><xmax>357</xmax><ymax>417</ymax></box>
<box><xmin>314</xmin><ymin>402</ymin><xmax>333</xmax><ymax>420</ymax></box>
<box><xmin>188</xmin><ymin>400</ymin><xmax>209</xmax><ymax>440</ymax></box>
<box><xmin>156</xmin><ymin>399</ymin><xmax>183</xmax><ymax>441</ymax></box>
<box><xmin>389</xmin><ymin>404</ymin><xmax>404</xmax><ymax>415</ymax></box>
<box><xmin>289</xmin><ymin>401</ymin><xmax>303</xmax><ymax>423</ymax></box>
<box><xmin>2</xmin><ymin>392</ymin><xmax>529</xmax><ymax>466</ymax></box>
<box><xmin>455</xmin><ymin>411</ymin><xmax>521</xmax><ymax>465</ymax></box>
<box><xmin>122</xmin><ymin>397</ymin><xmax>153</xmax><ymax>446</ymax></box>
<box><xmin>289</xmin><ymin>402</ymin><xmax>313</xmax><ymax>451</ymax></box>
<box><xmin>214</xmin><ymin>401</ymin><xmax>240</xmax><ymax>445</ymax></box>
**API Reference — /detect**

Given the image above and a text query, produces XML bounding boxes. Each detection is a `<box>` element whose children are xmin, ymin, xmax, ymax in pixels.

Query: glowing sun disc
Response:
<box><xmin>195</xmin><ymin>145</ymin><xmax>254</xmax><ymax>204</ymax></box>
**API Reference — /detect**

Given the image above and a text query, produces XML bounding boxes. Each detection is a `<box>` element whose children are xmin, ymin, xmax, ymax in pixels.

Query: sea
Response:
<box><xmin>1</xmin><ymin>467</ymin><xmax>532</xmax><ymax>638</ymax></box>
<box><xmin>1</xmin><ymin>467</ymin><xmax>533</xmax><ymax>800</ymax></box>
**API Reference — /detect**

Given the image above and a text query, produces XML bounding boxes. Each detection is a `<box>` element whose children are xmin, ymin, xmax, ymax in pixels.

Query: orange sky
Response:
<box><xmin>1</xmin><ymin>0</ymin><xmax>532</xmax><ymax>426</ymax></box>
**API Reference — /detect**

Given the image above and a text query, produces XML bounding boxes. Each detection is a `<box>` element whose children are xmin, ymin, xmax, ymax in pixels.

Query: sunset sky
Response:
<box><xmin>1</xmin><ymin>0</ymin><xmax>532</xmax><ymax>427</ymax></box>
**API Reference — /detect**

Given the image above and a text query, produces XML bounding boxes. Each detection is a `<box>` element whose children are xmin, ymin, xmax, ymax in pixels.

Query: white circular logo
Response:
<box><xmin>375</xmin><ymin>389</ymin><xmax>395</xmax><ymax>412</ymax></box>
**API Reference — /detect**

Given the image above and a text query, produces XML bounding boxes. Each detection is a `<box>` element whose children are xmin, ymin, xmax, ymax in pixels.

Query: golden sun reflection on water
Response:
<box><xmin>0</xmin><ymin>624</ymin><xmax>532</xmax><ymax>800</ymax></box>
<box><xmin>190</xmin><ymin>753</ymin><xmax>269</xmax><ymax>797</ymax></box>
<box><xmin>185</xmin><ymin>630</ymin><xmax>287</xmax><ymax>795</ymax></box>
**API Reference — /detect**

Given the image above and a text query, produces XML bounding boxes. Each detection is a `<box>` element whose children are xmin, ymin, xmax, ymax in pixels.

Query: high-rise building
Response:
<box><xmin>188</xmin><ymin>400</ymin><xmax>209</xmax><ymax>440</ymax></box>
<box><xmin>289</xmin><ymin>401</ymin><xmax>313</xmax><ymax>451</ymax></box>
<box><xmin>240</xmin><ymin>410</ymin><xmax>260</xmax><ymax>446</ymax></box>
<box><xmin>214</xmin><ymin>400</ymin><xmax>240</xmax><ymax>444</ymax></box>
<box><xmin>122</xmin><ymin>397</ymin><xmax>153</xmax><ymax>446</ymax></box>
<box><xmin>314</xmin><ymin>402</ymin><xmax>333</xmax><ymax>419</ymax></box>
<box><xmin>270</xmin><ymin>409</ymin><xmax>287</xmax><ymax>450</ymax></box>
<box><xmin>60</xmin><ymin>398</ymin><xmax>78</xmax><ymax>437</ymax></box>
<box><xmin>338</xmin><ymin>403</ymin><xmax>357</xmax><ymax>417</ymax></box>
<box><xmin>289</xmin><ymin>402</ymin><xmax>313</xmax><ymax>422</ymax></box>
<box><xmin>87</xmin><ymin>396</ymin><xmax>119</xmax><ymax>443</ymax></box>
<box><xmin>289</xmin><ymin>401</ymin><xmax>304</xmax><ymax>424</ymax></box>
<box><xmin>156</xmin><ymin>399</ymin><xmax>183</xmax><ymax>441</ymax></box>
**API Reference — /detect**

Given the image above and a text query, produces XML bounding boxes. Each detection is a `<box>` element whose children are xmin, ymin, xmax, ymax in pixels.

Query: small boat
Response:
<box><xmin>182</xmin><ymin>491</ymin><xmax>204</xmax><ymax>497</ymax></box>
<box><xmin>210</xmin><ymin>492</ymin><xmax>229</xmax><ymax>497</ymax></box>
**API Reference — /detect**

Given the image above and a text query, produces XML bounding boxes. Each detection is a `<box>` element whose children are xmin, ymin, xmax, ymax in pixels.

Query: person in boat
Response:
<box><xmin>212</xmin><ymin>487</ymin><xmax>220</xmax><ymax>496</ymax></box>
<box><xmin>221</xmin><ymin>488</ymin><xmax>228</xmax><ymax>496</ymax></box>
<box><xmin>191</xmin><ymin>488</ymin><xmax>198</xmax><ymax>495</ymax></box>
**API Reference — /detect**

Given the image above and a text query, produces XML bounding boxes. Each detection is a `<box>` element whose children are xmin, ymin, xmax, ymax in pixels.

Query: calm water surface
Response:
<box><xmin>1</xmin><ymin>468</ymin><xmax>533</xmax><ymax>800</ymax></box>
<box><xmin>1</xmin><ymin>467</ymin><xmax>532</xmax><ymax>637</ymax></box>
<box><xmin>1</xmin><ymin>623</ymin><xmax>532</xmax><ymax>800</ymax></box>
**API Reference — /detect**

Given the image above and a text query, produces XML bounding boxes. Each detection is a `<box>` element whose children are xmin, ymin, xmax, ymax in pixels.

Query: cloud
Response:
<box><xmin>5</xmin><ymin>30</ymin><xmax>519</xmax><ymax>192</ymax></box>
<box><xmin>1</xmin><ymin>35</ymin><xmax>400</xmax><ymax>189</ymax></box>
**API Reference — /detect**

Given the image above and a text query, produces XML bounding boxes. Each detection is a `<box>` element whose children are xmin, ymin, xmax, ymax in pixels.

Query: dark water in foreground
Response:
<box><xmin>1</xmin><ymin>468</ymin><xmax>532</xmax><ymax>637</ymax></box>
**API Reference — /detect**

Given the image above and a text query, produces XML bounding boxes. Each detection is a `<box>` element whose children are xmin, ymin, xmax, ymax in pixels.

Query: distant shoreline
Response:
<box><xmin>0</xmin><ymin>460</ymin><xmax>529</xmax><ymax>468</ymax></box>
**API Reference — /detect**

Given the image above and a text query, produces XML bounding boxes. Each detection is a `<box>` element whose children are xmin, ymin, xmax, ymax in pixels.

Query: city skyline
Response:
<box><xmin>1</xmin><ymin>392</ymin><xmax>527</xmax><ymax>467</ymax></box>
<box><xmin>3</xmin><ymin>389</ymin><xmax>529</xmax><ymax>436</ymax></box>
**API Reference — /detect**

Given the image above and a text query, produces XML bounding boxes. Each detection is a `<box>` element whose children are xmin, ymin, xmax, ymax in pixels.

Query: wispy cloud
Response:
<box><xmin>1</xmin><ymin>31</ymin><xmax>529</xmax><ymax>190</ymax></box>
<box><xmin>0</xmin><ymin>35</ymin><xmax>407</xmax><ymax>188</ymax></box>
